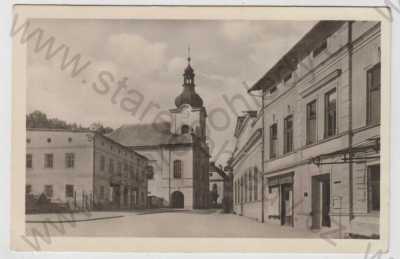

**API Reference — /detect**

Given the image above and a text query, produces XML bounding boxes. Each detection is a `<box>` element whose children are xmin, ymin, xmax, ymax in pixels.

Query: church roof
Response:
<box><xmin>107</xmin><ymin>122</ymin><xmax>193</xmax><ymax>147</ymax></box>
<box><xmin>175</xmin><ymin>87</ymin><xmax>204</xmax><ymax>108</ymax></box>
<box><xmin>174</xmin><ymin>51</ymin><xmax>204</xmax><ymax>108</ymax></box>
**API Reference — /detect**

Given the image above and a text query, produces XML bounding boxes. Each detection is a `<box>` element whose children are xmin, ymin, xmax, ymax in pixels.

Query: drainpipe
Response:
<box><xmin>348</xmin><ymin>21</ymin><xmax>354</xmax><ymax>221</ymax></box>
<box><xmin>261</xmin><ymin>89</ymin><xmax>265</xmax><ymax>223</ymax></box>
<box><xmin>167</xmin><ymin>147</ymin><xmax>171</xmax><ymax>207</ymax></box>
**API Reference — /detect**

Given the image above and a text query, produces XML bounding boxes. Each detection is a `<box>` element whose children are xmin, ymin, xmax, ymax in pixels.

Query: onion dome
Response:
<box><xmin>174</xmin><ymin>48</ymin><xmax>204</xmax><ymax>108</ymax></box>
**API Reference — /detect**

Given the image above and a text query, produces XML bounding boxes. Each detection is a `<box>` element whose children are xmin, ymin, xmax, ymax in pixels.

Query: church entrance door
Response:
<box><xmin>171</xmin><ymin>191</ymin><xmax>184</xmax><ymax>208</ymax></box>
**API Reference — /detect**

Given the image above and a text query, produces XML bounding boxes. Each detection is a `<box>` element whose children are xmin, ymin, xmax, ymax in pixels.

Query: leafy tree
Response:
<box><xmin>26</xmin><ymin>110</ymin><xmax>113</xmax><ymax>134</ymax></box>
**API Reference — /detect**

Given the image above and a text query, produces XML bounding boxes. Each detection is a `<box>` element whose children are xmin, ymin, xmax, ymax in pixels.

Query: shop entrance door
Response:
<box><xmin>280</xmin><ymin>184</ymin><xmax>293</xmax><ymax>226</ymax></box>
<box><xmin>311</xmin><ymin>174</ymin><xmax>331</xmax><ymax>229</ymax></box>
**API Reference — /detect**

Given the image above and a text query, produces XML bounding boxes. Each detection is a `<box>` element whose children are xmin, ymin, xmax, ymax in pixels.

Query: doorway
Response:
<box><xmin>280</xmin><ymin>184</ymin><xmax>293</xmax><ymax>226</ymax></box>
<box><xmin>311</xmin><ymin>174</ymin><xmax>331</xmax><ymax>229</ymax></box>
<box><xmin>171</xmin><ymin>191</ymin><xmax>184</xmax><ymax>208</ymax></box>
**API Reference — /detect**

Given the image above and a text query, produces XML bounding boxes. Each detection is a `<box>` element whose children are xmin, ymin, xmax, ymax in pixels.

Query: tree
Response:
<box><xmin>26</xmin><ymin>110</ymin><xmax>88</xmax><ymax>130</ymax></box>
<box><xmin>89</xmin><ymin>122</ymin><xmax>113</xmax><ymax>134</ymax></box>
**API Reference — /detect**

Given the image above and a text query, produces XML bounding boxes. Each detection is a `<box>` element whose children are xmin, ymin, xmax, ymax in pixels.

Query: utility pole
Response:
<box><xmin>261</xmin><ymin>89</ymin><xmax>265</xmax><ymax>223</ymax></box>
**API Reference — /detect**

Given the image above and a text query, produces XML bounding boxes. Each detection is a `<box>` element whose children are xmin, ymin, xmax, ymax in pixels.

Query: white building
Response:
<box><xmin>109</xmin><ymin>55</ymin><xmax>210</xmax><ymax>209</ymax></box>
<box><xmin>232</xmin><ymin>21</ymin><xmax>381</xmax><ymax>238</ymax></box>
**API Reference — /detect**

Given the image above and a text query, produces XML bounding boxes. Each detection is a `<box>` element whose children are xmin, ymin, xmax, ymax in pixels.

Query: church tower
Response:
<box><xmin>169</xmin><ymin>47</ymin><xmax>210</xmax><ymax>209</ymax></box>
<box><xmin>171</xmin><ymin>48</ymin><xmax>207</xmax><ymax>141</ymax></box>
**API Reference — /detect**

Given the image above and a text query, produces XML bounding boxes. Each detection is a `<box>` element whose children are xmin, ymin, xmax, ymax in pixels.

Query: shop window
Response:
<box><xmin>368</xmin><ymin>164</ymin><xmax>380</xmax><ymax>212</ymax></box>
<box><xmin>324</xmin><ymin>88</ymin><xmax>337</xmax><ymax>138</ymax></box>
<box><xmin>367</xmin><ymin>63</ymin><xmax>381</xmax><ymax>125</ymax></box>
<box><xmin>306</xmin><ymin>100</ymin><xmax>317</xmax><ymax>144</ymax></box>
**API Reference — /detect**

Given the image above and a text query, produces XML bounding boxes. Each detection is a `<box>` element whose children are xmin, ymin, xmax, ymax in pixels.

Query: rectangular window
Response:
<box><xmin>306</xmin><ymin>100</ymin><xmax>317</xmax><ymax>144</ymax></box>
<box><xmin>313</xmin><ymin>40</ymin><xmax>327</xmax><ymax>57</ymax></box>
<box><xmin>239</xmin><ymin>175</ymin><xmax>245</xmax><ymax>203</ymax></box>
<box><xmin>324</xmin><ymin>89</ymin><xmax>337</xmax><ymax>138</ymax></box>
<box><xmin>249</xmin><ymin>171</ymin><xmax>253</xmax><ymax>202</ymax></box>
<box><xmin>368</xmin><ymin>164</ymin><xmax>380</xmax><ymax>212</ymax></box>
<box><xmin>26</xmin><ymin>153</ymin><xmax>33</xmax><ymax>169</ymax></box>
<box><xmin>173</xmin><ymin>160</ymin><xmax>182</xmax><ymax>178</ymax></box>
<box><xmin>367</xmin><ymin>63</ymin><xmax>381</xmax><ymax>125</ymax></box>
<box><xmin>100</xmin><ymin>186</ymin><xmax>105</xmax><ymax>199</ymax></box>
<box><xmin>65</xmin><ymin>153</ymin><xmax>75</xmax><ymax>168</ymax></box>
<box><xmin>44</xmin><ymin>185</ymin><xmax>53</xmax><ymax>197</ymax></box>
<box><xmin>100</xmin><ymin>155</ymin><xmax>105</xmax><ymax>171</ymax></box>
<box><xmin>270</xmin><ymin>124</ymin><xmax>278</xmax><ymax>159</ymax></box>
<box><xmin>26</xmin><ymin>185</ymin><xmax>32</xmax><ymax>194</ymax></box>
<box><xmin>65</xmin><ymin>184</ymin><xmax>74</xmax><ymax>198</ymax></box>
<box><xmin>109</xmin><ymin>159</ymin><xmax>114</xmax><ymax>174</ymax></box>
<box><xmin>254</xmin><ymin>169</ymin><xmax>258</xmax><ymax>201</ymax></box>
<box><xmin>44</xmin><ymin>153</ymin><xmax>54</xmax><ymax>168</ymax></box>
<box><xmin>244</xmin><ymin>174</ymin><xmax>248</xmax><ymax>202</ymax></box>
<box><xmin>117</xmin><ymin>162</ymin><xmax>122</xmax><ymax>175</ymax></box>
<box><xmin>284</xmin><ymin>115</ymin><xmax>293</xmax><ymax>154</ymax></box>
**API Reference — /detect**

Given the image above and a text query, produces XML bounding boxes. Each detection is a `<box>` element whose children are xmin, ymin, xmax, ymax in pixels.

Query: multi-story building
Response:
<box><xmin>109</xmin><ymin>55</ymin><xmax>210</xmax><ymax>209</ymax></box>
<box><xmin>26</xmin><ymin>129</ymin><xmax>149</xmax><ymax>211</ymax></box>
<box><xmin>233</xmin><ymin>21</ymin><xmax>381</xmax><ymax>238</ymax></box>
<box><xmin>231</xmin><ymin>111</ymin><xmax>263</xmax><ymax>220</ymax></box>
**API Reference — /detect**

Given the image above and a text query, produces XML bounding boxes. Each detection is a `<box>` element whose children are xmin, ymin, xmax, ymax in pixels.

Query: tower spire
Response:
<box><xmin>187</xmin><ymin>45</ymin><xmax>191</xmax><ymax>64</ymax></box>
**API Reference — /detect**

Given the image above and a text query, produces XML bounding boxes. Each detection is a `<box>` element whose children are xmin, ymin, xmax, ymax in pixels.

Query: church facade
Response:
<box><xmin>109</xmin><ymin>56</ymin><xmax>210</xmax><ymax>209</ymax></box>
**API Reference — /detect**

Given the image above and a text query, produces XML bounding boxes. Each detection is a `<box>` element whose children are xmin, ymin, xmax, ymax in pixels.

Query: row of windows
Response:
<box><xmin>26</xmin><ymin>137</ymin><xmax>73</xmax><ymax>144</ymax></box>
<box><xmin>99</xmin><ymin>155</ymin><xmax>145</xmax><ymax>180</ymax></box>
<box><xmin>268</xmin><ymin>63</ymin><xmax>380</xmax><ymax>159</ymax></box>
<box><xmin>26</xmin><ymin>184</ymin><xmax>125</xmax><ymax>201</ymax></box>
<box><xmin>99</xmin><ymin>141</ymin><xmax>142</xmax><ymax>162</ymax></box>
<box><xmin>234</xmin><ymin>167</ymin><xmax>259</xmax><ymax>205</ymax></box>
<box><xmin>26</xmin><ymin>184</ymin><xmax>75</xmax><ymax>198</ymax></box>
<box><xmin>268</xmin><ymin>40</ymin><xmax>328</xmax><ymax>96</ymax></box>
<box><xmin>26</xmin><ymin>153</ymin><xmax>75</xmax><ymax>169</ymax></box>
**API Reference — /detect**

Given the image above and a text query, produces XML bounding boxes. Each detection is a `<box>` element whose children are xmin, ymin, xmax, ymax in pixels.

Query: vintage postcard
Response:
<box><xmin>11</xmin><ymin>5</ymin><xmax>391</xmax><ymax>253</ymax></box>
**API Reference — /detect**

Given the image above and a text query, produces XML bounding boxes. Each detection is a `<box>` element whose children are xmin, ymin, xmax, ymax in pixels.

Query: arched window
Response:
<box><xmin>173</xmin><ymin>160</ymin><xmax>182</xmax><ymax>178</ymax></box>
<box><xmin>181</xmin><ymin>124</ymin><xmax>190</xmax><ymax>134</ymax></box>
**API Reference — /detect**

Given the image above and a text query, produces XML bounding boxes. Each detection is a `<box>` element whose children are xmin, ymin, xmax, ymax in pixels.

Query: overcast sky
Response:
<box><xmin>27</xmin><ymin>19</ymin><xmax>316</xmax><ymax>165</ymax></box>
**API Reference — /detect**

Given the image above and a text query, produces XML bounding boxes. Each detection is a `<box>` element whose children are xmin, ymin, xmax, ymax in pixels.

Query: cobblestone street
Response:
<box><xmin>25</xmin><ymin>210</ymin><xmax>325</xmax><ymax>238</ymax></box>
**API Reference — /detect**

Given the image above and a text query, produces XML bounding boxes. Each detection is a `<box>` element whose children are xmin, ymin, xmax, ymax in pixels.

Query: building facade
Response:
<box><xmin>26</xmin><ymin>129</ymin><xmax>149</xmax><ymax>211</ymax></box>
<box><xmin>231</xmin><ymin>111</ymin><xmax>263</xmax><ymax>220</ymax></box>
<box><xmin>233</xmin><ymin>21</ymin><xmax>381</xmax><ymax>238</ymax></box>
<box><xmin>108</xmin><ymin>55</ymin><xmax>210</xmax><ymax>209</ymax></box>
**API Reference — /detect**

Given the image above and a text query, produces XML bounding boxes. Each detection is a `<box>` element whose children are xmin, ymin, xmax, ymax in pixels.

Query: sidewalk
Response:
<box><xmin>25</xmin><ymin>211</ymin><xmax>131</xmax><ymax>223</ymax></box>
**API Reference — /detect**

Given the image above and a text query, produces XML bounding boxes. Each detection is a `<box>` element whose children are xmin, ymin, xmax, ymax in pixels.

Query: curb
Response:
<box><xmin>26</xmin><ymin>215</ymin><xmax>124</xmax><ymax>224</ymax></box>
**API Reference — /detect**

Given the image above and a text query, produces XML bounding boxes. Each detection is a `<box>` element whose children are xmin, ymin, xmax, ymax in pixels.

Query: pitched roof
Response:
<box><xmin>107</xmin><ymin>122</ymin><xmax>193</xmax><ymax>147</ymax></box>
<box><xmin>249</xmin><ymin>21</ymin><xmax>345</xmax><ymax>92</ymax></box>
